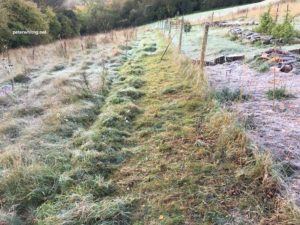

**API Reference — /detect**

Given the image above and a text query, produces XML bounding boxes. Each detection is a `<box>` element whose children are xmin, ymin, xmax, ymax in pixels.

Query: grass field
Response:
<box><xmin>1</xmin><ymin>0</ymin><xmax>300</xmax><ymax>223</ymax></box>
<box><xmin>1</xmin><ymin>28</ymin><xmax>299</xmax><ymax>224</ymax></box>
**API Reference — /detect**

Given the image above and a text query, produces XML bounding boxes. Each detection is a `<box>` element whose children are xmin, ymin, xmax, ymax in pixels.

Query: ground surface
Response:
<box><xmin>0</xmin><ymin>27</ymin><xmax>298</xmax><ymax>224</ymax></box>
<box><xmin>0</xmin><ymin>0</ymin><xmax>300</xmax><ymax>224</ymax></box>
<box><xmin>158</xmin><ymin>0</ymin><xmax>300</xmax><ymax>206</ymax></box>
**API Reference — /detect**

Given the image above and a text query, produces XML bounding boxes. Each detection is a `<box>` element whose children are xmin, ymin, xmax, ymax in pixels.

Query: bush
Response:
<box><xmin>255</xmin><ymin>8</ymin><xmax>275</xmax><ymax>34</ymax></box>
<box><xmin>267</xmin><ymin>88</ymin><xmax>292</xmax><ymax>100</ymax></box>
<box><xmin>256</xmin><ymin>9</ymin><xmax>296</xmax><ymax>43</ymax></box>
<box><xmin>271</xmin><ymin>16</ymin><xmax>295</xmax><ymax>42</ymax></box>
<box><xmin>214</xmin><ymin>88</ymin><xmax>250</xmax><ymax>103</ymax></box>
<box><xmin>1</xmin><ymin>0</ymin><xmax>49</xmax><ymax>47</ymax></box>
<box><xmin>184</xmin><ymin>21</ymin><xmax>192</xmax><ymax>33</ymax></box>
<box><xmin>45</xmin><ymin>7</ymin><xmax>61</xmax><ymax>39</ymax></box>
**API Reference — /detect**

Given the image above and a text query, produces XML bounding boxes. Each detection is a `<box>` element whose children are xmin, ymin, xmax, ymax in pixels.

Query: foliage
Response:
<box><xmin>44</xmin><ymin>7</ymin><xmax>62</xmax><ymax>39</ymax></box>
<box><xmin>0</xmin><ymin>0</ymin><xmax>49</xmax><ymax>48</ymax></box>
<box><xmin>256</xmin><ymin>8</ymin><xmax>296</xmax><ymax>43</ymax></box>
<box><xmin>214</xmin><ymin>87</ymin><xmax>250</xmax><ymax>103</ymax></box>
<box><xmin>0</xmin><ymin>0</ymin><xmax>263</xmax><ymax>49</ymax></box>
<box><xmin>184</xmin><ymin>21</ymin><xmax>192</xmax><ymax>33</ymax></box>
<box><xmin>57</xmin><ymin>10</ymin><xmax>80</xmax><ymax>38</ymax></box>
<box><xmin>267</xmin><ymin>87</ymin><xmax>293</xmax><ymax>100</ymax></box>
<box><xmin>271</xmin><ymin>16</ymin><xmax>296</xmax><ymax>42</ymax></box>
<box><xmin>256</xmin><ymin>8</ymin><xmax>275</xmax><ymax>34</ymax></box>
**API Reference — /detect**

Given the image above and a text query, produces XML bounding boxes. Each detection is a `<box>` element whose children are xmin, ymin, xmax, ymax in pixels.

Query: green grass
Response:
<box><xmin>0</xmin><ymin>31</ymin><xmax>299</xmax><ymax>225</ymax></box>
<box><xmin>267</xmin><ymin>88</ymin><xmax>293</xmax><ymax>100</ymax></box>
<box><xmin>250</xmin><ymin>57</ymin><xmax>270</xmax><ymax>73</ymax></box>
<box><xmin>214</xmin><ymin>87</ymin><xmax>250</xmax><ymax>103</ymax></box>
<box><xmin>112</xmin><ymin>33</ymin><xmax>300</xmax><ymax>225</ymax></box>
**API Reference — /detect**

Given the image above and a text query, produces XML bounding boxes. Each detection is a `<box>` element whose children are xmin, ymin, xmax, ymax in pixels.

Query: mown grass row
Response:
<box><xmin>0</xmin><ymin>39</ymin><xmax>159</xmax><ymax>224</ymax></box>
<box><xmin>111</xmin><ymin>32</ymin><xmax>300</xmax><ymax>224</ymax></box>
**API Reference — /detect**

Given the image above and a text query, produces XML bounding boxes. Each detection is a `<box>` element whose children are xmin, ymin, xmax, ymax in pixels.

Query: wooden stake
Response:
<box><xmin>64</xmin><ymin>41</ymin><xmax>67</xmax><ymax>57</ymax></box>
<box><xmin>32</xmin><ymin>47</ymin><xmax>35</xmax><ymax>64</ymax></box>
<box><xmin>275</xmin><ymin>3</ymin><xmax>279</xmax><ymax>22</ymax></box>
<box><xmin>211</xmin><ymin>12</ymin><xmax>215</xmax><ymax>23</ymax></box>
<box><xmin>200</xmin><ymin>24</ymin><xmax>210</xmax><ymax>76</ymax></box>
<box><xmin>178</xmin><ymin>17</ymin><xmax>184</xmax><ymax>52</ymax></box>
<box><xmin>168</xmin><ymin>21</ymin><xmax>172</xmax><ymax>39</ymax></box>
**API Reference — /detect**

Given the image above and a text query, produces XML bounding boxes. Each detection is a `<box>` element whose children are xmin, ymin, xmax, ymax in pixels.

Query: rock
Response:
<box><xmin>261</xmin><ymin>36</ymin><xmax>272</xmax><ymax>45</ymax></box>
<box><xmin>280</xmin><ymin>64</ymin><xmax>293</xmax><ymax>73</ymax></box>
<box><xmin>205</xmin><ymin>61</ymin><xmax>216</xmax><ymax>66</ymax></box>
<box><xmin>226</xmin><ymin>55</ymin><xmax>245</xmax><ymax>62</ymax></box>
<box><xmin>194</xmin><ymin>140</ymin><xmax>209</xmax><ymax>148</ymax></box>
<box><xmin>287</xmin><ymin>160</ymin><xmax>300</xmax><ymax>170</ymax></box>
<box><xmin>289</xmin><ymin>48</ymin><xmax>300</xmax><ymax>55</ymax></box>
<box><xmin>214</xmin><ymin>55</ymin><xmax>226</xmax><ymax>64</ymax></box>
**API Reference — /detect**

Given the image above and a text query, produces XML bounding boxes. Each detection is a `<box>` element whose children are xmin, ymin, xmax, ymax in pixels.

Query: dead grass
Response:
<box><xmin>192</xmin><ymin>0</ymin><xmax>300</xmax><ymax>25</ymax></box>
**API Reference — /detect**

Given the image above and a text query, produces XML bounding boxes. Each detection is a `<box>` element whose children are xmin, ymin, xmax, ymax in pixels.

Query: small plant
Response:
<box><xmin>271</xmin><ymin>16</ymin><xmax>296</xmax><ymax>42</ymax></box>
<box><xmin>13</xmin><ymin>74</ymin><xmax>31</xmax><ymax>83</ymax></box>
<box><xmin>250</xmin><ymin>57</ymin><xmax>270</xmax><ymax>73</ymax></box>
<box><xmin>51</xmin><ymin>64</ymin><xmax>65</xmax><ymax>72</ymax></box>
<box><xmin>184</xmin><ymin>21</ymin><xmax>192</xmax><ymax>33</ymax></box>
<box><xmin>267</xmin><ymin>87</ymin><xmax>292</xmax><ymax>100</ymax></box>
<box><xmin>214</xmin><ymin>88</ymin><xmax>250</xmax><ymax>103</ymax></box>
<box><xmin>255</xmin><ymin>8</ymin><xmax>296</xmax><ymax>43</ymax></box>
<box><xmin>255</xmin><ymin>8</ymin><xmax>275</xmax><ymax>34</ymax></box>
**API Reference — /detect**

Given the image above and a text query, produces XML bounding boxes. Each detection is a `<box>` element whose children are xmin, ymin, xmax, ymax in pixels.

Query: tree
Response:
<box><xmin>57</xmin><ymin>10</ymin><xmax>80</xmax><ymax>38</ymax></box>
<box><xmin>0</xmin><ymin>6</ymin><xmax>11</xmax><ymax>50</ymax></box>
<box><xmin>44</xmin><ymin>7</ymin><xmax>62</xmax><ymax>39</ymax></box>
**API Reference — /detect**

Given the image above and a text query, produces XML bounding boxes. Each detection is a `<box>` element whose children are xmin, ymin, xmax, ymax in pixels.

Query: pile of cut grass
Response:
<box><xmin>0</xmin><ymin>42</ymin><xmax>144</xmax><ymax>224</ymax></box>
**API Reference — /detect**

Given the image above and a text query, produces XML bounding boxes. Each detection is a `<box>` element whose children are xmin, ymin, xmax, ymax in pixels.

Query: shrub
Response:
<box><xmin>1</xmin><ymin>0</ymin><xmax>49</xmax><ymax>47</ymax></box>
<box><xmin>214</xmin><ymin>88</ymin><xmax>250</xmax><ymax>103</ymax></box>
<box><xmin>184</xmin><ymin>21</ymin><xmax>192</xmax><ymax>33</ymax></box>
<box><xmin>256</xmin><ymin>9</ymin><xmax>296</xmax><ymax>43</ymax></box>
<box><xmin>271</xmin><ymin>16</ymin><xmax>296</xmax><ymax>42</ymax></box>
<box><xmin>256</xmin><ymin>8</ymin><xmax>276</xmax><ymax>33</ymax></box>
<box><xmin>267</xmin><ymin>88</ymin><xmax>292</xmax><ymax>100</ymax></box>
<box><xmin>256</xmin><ymin>8</ymin><xmax>275</xmax><ymax>34</ymax></box>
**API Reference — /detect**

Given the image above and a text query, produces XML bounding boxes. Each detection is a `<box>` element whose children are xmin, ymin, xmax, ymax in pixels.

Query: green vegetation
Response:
<box><xmin>0</xmin><ymin>23</ymin><xmax>299</xmax><ymax>224</ymax></box>
<box><xmin>249</xmin><ymin>57</ymin><xmax>270</xmax><ymax>73</ymax></box>
<box><xmin>214</xmin><ymin>87</ymin><xmax>250</xmax><ymax>103</ymax></box>
<box><xmin>256</xmin><ymin>8</ymin><xmax>297</xmax><ymax>42</ymax></box>
<box><xmin>267</xmin><ymin>87</ymin><xmax>293</xmax><ymax>100</ymax></box>
<box><xmin>0</xmin><ymin>0</ymin><xmax>79</xmax><ymax>49</ymax></box>
<box><xmin>0</xmin><ymin>0</ymin><xmax>262</xmax><ymax>49</ymax></box>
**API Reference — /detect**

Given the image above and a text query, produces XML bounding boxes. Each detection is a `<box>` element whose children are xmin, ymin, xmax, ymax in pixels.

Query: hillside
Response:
<box><xmin>1</xmin><ymin>0</ymin><xmax>300</xmax><ymax>224</ymax></box>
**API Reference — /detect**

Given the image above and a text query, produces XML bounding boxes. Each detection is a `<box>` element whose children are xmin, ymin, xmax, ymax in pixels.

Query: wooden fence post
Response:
<box><xmin>168</xmin><ymin>20</ymin><xmax>172</xmax><ymax>39</ymax></box>
<box><xmin>286</xmin><ymin>3</ymin><xmax>289</xmax><ymax>20</ymax></box>
<box><xmin>178</xmin><ymin>16</ymin><xmax>184</xmax><ymax>52</ymax></box>
<box><xmin>200</xmin><ymin>24</ymin><xmax>210</xmax><ymax>77</ymax></box>
<box><xmin>275</xmin><ymin>3</ymin><xmax>280</xmax><ymax>22</ymax></box>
